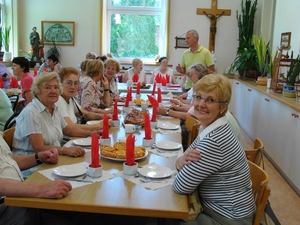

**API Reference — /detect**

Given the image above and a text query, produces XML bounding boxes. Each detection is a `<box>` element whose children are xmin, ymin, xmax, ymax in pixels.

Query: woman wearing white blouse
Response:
<box><xmin>149</xmin><ymin>56</ymin><xmax>177</xmax><ymax>84</ymax></box>
<box><xmin>122</xmin><ymin>58</ymin><xmax>146</xmax><ymax>84</ymax></box>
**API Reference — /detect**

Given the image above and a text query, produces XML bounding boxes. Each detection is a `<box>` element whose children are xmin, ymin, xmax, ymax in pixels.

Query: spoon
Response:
<box><xmin>139</xmin><ymin>178</ymin><xmax>167</xmax><ymax>183</ymax></box>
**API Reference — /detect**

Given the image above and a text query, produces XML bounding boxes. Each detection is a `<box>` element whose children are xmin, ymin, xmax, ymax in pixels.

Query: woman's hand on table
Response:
<box><xmin>170</xmin><ymin>99</ymin><xmax>181</xmax><ymax>105</ymax></box>
<box><xmin>37</xmin><ymin>179</ymin><xmax>72</xmax><ymax>199</ymax></box>
<box><xmin>90</xmin><ymin>130</ymin><xmax>103</xmax><ymax>136</ymax></box>
<box><xmin>39</xmin><ymin>148</ymin><xmax>59</xmax><ymax>164</ymax></box>
<box><xmin>64</xmin><ymin>147</ymin><xmax>86</xmax><ymax>157</ymax></box>
<box><xmin>176</xmin><ymin>148</ymin><xmax>201</xmax><ymax>170</ymax></box>
<box><xmin>157</xmin><ymin>107</ymin><xmax>168</xmax><ymax>115</ymax></box>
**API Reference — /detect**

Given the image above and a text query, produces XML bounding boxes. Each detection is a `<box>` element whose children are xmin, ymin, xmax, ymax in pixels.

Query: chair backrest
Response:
<box><xmin>185</xmin><ymin>116</ymin><xmax>201</xmax><ymax>147</ymax></box>
<box><xmin>4</xmin><ymin>110</ymin><xmax>22</xmax><ymax>131</ymax></box>
<box><xmin>248</xmin><ymin>160</ymin><xmax>270</xmax><ymax>225</ymax></box>
<box><xmin>3</xmin><ymin>127</ymin><xmax>15</xmax><ymax>150</ymax></box>
<box><xmin>245</xmin><ymin>138</ymin><xmax>264</xmax><ymax>167</ymax></box>
<box><xmin>8</xmin><ymin>94</ymin><xmax>19</xmax><ymax>112</ymax></box>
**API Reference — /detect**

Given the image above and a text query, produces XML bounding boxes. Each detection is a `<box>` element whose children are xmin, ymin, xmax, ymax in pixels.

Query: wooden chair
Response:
<box><xmin>245</xmin><ymin>138</ymin><xmax>264</xmax><ymax>167</ymax></box>
<box><xmin>248</xmin><ymin>160</ymin><xmax>271</xmax><ymax>225</ymax></box>
<box><xmin>185</xmin><ymin>116</ymin><xmax>201</xmax><ymax>147</ymax></box>
<box><xmin>3</xmin><ymin>127</ymin><xmax>15</xmax><ymax>150</ymax></box>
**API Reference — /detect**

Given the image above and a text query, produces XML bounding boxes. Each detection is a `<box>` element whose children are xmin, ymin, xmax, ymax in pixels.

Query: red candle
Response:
<box><xmin>136</xmin><ymin>82</ymin><xmax>141</xmax><ymax>94</ymax></box>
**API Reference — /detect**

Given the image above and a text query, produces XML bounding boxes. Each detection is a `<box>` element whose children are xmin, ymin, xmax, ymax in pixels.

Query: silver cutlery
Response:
<box><xmin>139</xmin><ymin>178</ymin><xmax>167</xmax><ymax>183</ymax></box>
<box><xmin>156</xmin><ymin>149</ymin><xmax>178</xmax><ymax>154</ymax></box>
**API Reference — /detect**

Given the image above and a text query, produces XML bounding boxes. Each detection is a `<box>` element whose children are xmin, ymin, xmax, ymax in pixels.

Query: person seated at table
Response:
<box><xmin>149</xmin><ymin>56</ymin><xmax>177</xmax><ymax>84</ymax></box>
<box><xmin>85</xmin><ymin>51</ymin><xmax>97</xmax><ymax>60</ymax></box>
<box><xmin>98</xmin><ymin>58</ymin><xmax>126</xmax><ymax>104</ymax></box>
<box><xmin>38</xmin><ymin>54</ymin><xmax>62</xmax><ymax>75</ymax></box>
<box><xmin>1</xmin><ymin>136</ymin><xmax>150</xmax><ymax>225</ymax></box>
<box><xmin>12</xmin><ymin>57</ymin><xmax>34</xmax><ymax>105</ymax></box>
<box><xmin>57</xmin><ymin>67</ymin><xmax>109</xmax><ymax>131</ymax></box>
<box><xmin>12</xmin><ymin>72</ymin><xmax>101</xmax><ymax>178</ymax></box>
<box><xmin>77</xmin><ymin>60</ymin><xmax>113</xmax><ymax>114</ymax></box>
<box><xmin>0</xmin><ymin>89</ymin><xmax>14</xmax><ymax>131</ymax></box>
<box><xmin>122</xmin><ymin>58</ymin><xmax>147</xmax><ymax>84</ymax></box>
<box><xmin>0</xmin><ymin>62</ymin><xmax>12</xmax><ymax>89</ymax></box>
<box><xmin>171</xmin><ymin>74</ymin><xmax>255</xmax><ymax>225</ymax></box>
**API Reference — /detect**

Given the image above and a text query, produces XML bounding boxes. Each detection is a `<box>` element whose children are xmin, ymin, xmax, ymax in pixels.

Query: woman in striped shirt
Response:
<box><xmin>172</xmin><ymin>74</ymin><xmax>255</xmax><ymax>225</ymax></box>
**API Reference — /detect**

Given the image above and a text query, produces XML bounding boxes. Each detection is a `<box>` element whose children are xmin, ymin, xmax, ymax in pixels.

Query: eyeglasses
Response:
<box><xmin>192</xmin><ymin>95</ymin><xmax>226</xmax><ymax>105</ymax></box>
<box><xmin>64</xmin><ymin>80</ymin><xmax>79</xmax><ymax>87</ymax></box>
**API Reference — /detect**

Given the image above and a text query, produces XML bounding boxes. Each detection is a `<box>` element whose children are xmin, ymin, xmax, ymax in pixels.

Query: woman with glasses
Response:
<box><xmin>172</xmin><ymin>74</ymin><xmax>255</xmax><ymax>225</ymax></box>
<box><xmin>12</xmin><ymin>72</ymin><xmax>101</xmax><ymax>178</ymax></box>
<box><xmin>56</xmin><ymin>67</ymin><xmax>109</xmax><ymax>131</ymax></box>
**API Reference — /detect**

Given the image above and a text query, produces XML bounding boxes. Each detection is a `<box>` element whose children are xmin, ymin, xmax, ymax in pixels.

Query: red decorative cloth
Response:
<box><xmin>144</xmin><ymin>113</ymin><xmax>152</xmax><ymax>140</ymax></box>
<box><xmin>102</xmin><ymin>114</ymin><xmax>109</xmax><ymax>138</ymax></box>
<box><xmin>162</xmin><ymin>76</ymin><xmax>167</xmax><ymax>86</ymax></box>
<box><xmin>147</xmin><ymin>95</ymin><xmax>158</xmax><ymax>122</ymax></box>
<box><xmin>112</xmin><ymin>100</ymin><xmax>118</xmax><ymax>120</ymax></box>
<box><xmin>155</xmin><ymin>73</ymin><xmax>162</xmax><ymax>83</ymax></box>
<box><xmin>90</xmin><ymin>133</ymin><xmax>100</xmax><ymax>168</ymax></box>
<box><xmin>126</xmin><ymin>134</ymin><xmax>135</xmax><ymax>166</ymax></box>
<box><xmin>157</xmin><ymin>88</ymin><xmax>162</xmax><ymax>103</ymax></box>
<box><xmin>132</xmin><ymin>73</ymin><xmax>139</xmax><ymax>82</ymax></box>
<box><xmin>166</xmin><ymin>74</ymin><xmax>170</xmax><ymax>83</ymax></box>
<box><xmin>125</xmin><ymin>88</ymin><xmax>130</xmax><ymax>107</ymax></box>
<box><xmin>0</xmin><ymin>78</ymin><xmax>4</xmax><ymax>88</ymax></box>
<box><xmin>136</xmin><ymin>82</ymin><xmax>141</xmax><ymax>94</ymax></box>
<box><xmin>151</xmin><ymin>82</ymin><xmax>156</xmax><ymax>95</ymax></box>
<box><xmin>10</xmin><ymin>76</ymin><xmax>18</xmax><ymax>88</ymax></box>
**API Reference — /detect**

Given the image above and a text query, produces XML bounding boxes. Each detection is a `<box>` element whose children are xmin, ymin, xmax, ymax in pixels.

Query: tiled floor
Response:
<box><xmin>240</xmin><ymin>128</ymin><xmax>300</xmax><ymax>225</ymax></box>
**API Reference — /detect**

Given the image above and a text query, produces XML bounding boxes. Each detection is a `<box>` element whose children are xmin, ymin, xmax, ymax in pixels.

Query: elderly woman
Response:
<box><xmin>122</xmin><ymin>58</ymin><xmax>146</xmax><ymax>84</ymax></box>
<box><xmin>172</xmin><ymin>74</ymin><xmax>255</xmax><ymax>225</ymax></box>
<box><xmin>37</xmin><ymin>54</ymin><xmax>62</xmax><ymax>75</ymax></box>
<box><xmin>56</xmin><ymin>67</ymin><xmax>108</xmax><ymax>131</ymax></box>
<box><xmin>12</xmin><ymin>72</ymin><xmax>97</xmax><ymax>178</ymax></box>
<box><xmin>149</xmin><ymin>57</ymin><xmax>177</xmax><ymax>84</ymax></box>
<box><xmin>77</xmin><ymin>60</ymin><xmax>113</xmax><ymax>114</ymax></box>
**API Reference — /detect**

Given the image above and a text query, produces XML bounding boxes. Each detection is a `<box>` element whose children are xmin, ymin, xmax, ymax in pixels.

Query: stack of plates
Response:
<box><xmin>72</xmin><ymin>137</ymin><xmax>93</xmax><ymax>147</ymax></box>
<box><xmin>138</xmin><ymin>164</ymin><xmax>173</xmax><ymax>178</ymax></box>
<box><xmin>155</xmin><ymin>140</ymin><xmax>182</xmax><ymax>151</ymax></box>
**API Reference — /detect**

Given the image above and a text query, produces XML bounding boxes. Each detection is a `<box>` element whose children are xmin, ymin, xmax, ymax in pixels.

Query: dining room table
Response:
<box><xmin>118</xmin><ymin>82</ymin><xmax>183</xmax><ymax>95</ymax></box>
<box><xmin>4</xmin><ymin>109</ymin><xmax>189</xmax><ymax>221</ymax></box>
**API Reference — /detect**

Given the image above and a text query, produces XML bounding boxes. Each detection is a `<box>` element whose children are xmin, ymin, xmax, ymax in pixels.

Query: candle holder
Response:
<box><xmin>150</xmin><ymin>121</ymin><xmax>158</xmax><ymax>129</ymax></box>
<box><xmin>135</xmin><ymin>94</ymin><xmax>141</xmax><ymax>99</ymax></box>
<box><xmin>123</xmin><ymin>162</ymin><xmax>138</xmax><ymax>175</ymax></box>
<box><xmin>141</xmin><ymin>102</ymin><xmax>148</xmax><ymax>110</ymax></box>
<box><xmin>142</xmin><ymin>137</ymin><xmax>154</xmax><ymax>147</ymax></box>
<box><xmin>129</xmin><ymin>101</ymin><xmax>134</xmax><ymax>107</ymax></box>
<box><xmin>100</xmin><ymin>137</ymin><xmax>111</xmax><ymax>146</ymax></box>
<box><xmin>112</xmin><ymin>119</ymin><xmax>120</xmax><ymax>127</ymax></box>
<box><xmin>88</xmin><ymin>164</ymin><xmax>103</xmax><ymax>178</ymax></box>
<box><xmin>123</xmin><ymin>106</ymin><xmax>132</xmax><ymax>114</ymax></box>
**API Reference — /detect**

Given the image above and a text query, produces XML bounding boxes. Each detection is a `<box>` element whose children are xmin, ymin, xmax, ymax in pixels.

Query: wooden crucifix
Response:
<box><xmin>197</xmin><ymin>0</ymin><xmax>231</xmax><ymax>51</ymax></box>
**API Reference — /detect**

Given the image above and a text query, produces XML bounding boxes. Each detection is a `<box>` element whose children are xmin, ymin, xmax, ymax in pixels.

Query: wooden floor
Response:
<box><xmin>240</xmin><ymin>127</ymin><xmax>300</xmax><ymax>225</ymax></box>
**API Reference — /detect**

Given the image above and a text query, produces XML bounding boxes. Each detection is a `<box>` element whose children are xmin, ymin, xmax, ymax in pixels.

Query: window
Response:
<box><xmin>102</xmin><ymin>0</ymin><xmax>169</xmax><ymax>64</ymax></box>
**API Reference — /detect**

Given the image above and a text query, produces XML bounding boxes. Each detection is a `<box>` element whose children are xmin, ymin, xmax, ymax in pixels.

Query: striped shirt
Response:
<box><xmin>173</xmin><ymin>117</ymin><xmax>255</xmax><ymax>220</ymax></box>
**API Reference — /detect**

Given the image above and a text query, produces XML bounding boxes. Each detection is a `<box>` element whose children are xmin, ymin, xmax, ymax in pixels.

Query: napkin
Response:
<box><xmin>102</xmin><ymin>114</ymin><xmax>109</xmax><ymax>138</ymax></box>
<box><xmin>162</xmin><ymin>76</ymin><xmax>167</xmax><ymax>86</ymax></box>
<box><xmin>151</xmin><ymin>82</ymin><xmax>156</xmax><ymax>95</ymax></box>
<box><xmin>132</xmin><ymin>73</ymin><xmax>139</xmax><ymax>82</ymax></box>
<box><xmin>157</xmin><ymin>88</ymin><xmax>162</xmax><ymax>103</ymax></box>
<box><xmin>112</xmin><ymin>100</ymin><xmax>118</xmax><ymax>120</ymax></box>
<box><xmin>166</xmin><ymin>74</ymin><xmax>170</xmax><ymax>83</ymax></box>
<box><xmin>0</xmin><ymin>78</ymin><xmax>3</xmax><ymax>88</ymax></box>
<box><xmin>136</xmin><ymin>82</ymin><xmax>141</xmax><ymax>94</ymax></box>
<box><xmin>128</xmin><ymin>87</ymin><xmax>132</xmax><ymax>101</ymax></box>
<box><xmin>144</xmin><ymin>113</ymin><xmax>152</xmax><ymax>140</ymax></box>
<box><xmin>155</xmin><ymin>73</ymin><xmax>162</xmax><ymax>83</ymax></box>
<box><xmin>147</xmin><ymin>95</ymin><xmax>158</xmax><ymax>122</ymax></box>
<box><xmin>33</xmin><ymin>69</ymin><xmax>38</xmax><ymax>77</ymax></box>
<box><xmin>90</xmin><ymin>134</ymin><xmax>100</xmax><ymax>168</ymax></box>
<box><xmin>10</xmin><ymin>76</ymin><xmax>19</xmax><ymax>88</ymax></box>
<box><xmin>126</xmin><ymin>134</ymin><xmax>135</xmax><ymax>166</ymax></box>
<box><xmin>125</xmin><ymin>89</ymin><xmax>130</xmax><ymax>107</ymax></box>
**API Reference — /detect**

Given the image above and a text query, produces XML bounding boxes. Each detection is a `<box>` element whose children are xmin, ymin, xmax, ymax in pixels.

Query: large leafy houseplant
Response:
<box><xmin>2</xmin><ymin>14</ymin><xmax>11</xmax><ymax>52</ymax></box>
<box><xmin>45</xmin><ymin>39</ymin><xmax>62</xmax><ymax>60</ymax></box>
<box><xmin>230</xmin><ymin>0</ymin><xmax>258</xmax><ymax>74</ymax></box>
<box><xmin>286</xmin><ymin>51</ymin><xmax>300</xmax><ymax>86</ymax></box>
<box><xmin>252</xmin><ymin>34</ymin><xmax>271</xmax><ymax>76</ymax></box>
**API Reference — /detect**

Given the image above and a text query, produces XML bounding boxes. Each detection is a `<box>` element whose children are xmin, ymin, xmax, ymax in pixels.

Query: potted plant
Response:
<box><xmin>19</xmin><ymin>49</ymin><xmax>38</xmax><ymax>68</ymax></box>
<box><xmin>2</xmin><ymin>14</ymin><xmax>11</xmax><ymax>61</ymax></box>
<box><xmin>45</xmin><ymin>39</ymin><xmax>62</xmax><ymax>61</ymax></box>
<box><xmin>283</xmin><ymin>51</ymin><xmax>300</xmax><ymax>97</ymax></box>
<box><xmin>252</xmin><ymin>34</ymin><xmax>272</xmax><ymax>84</ymax></box>
<box><xmin>229</xmin><ymin>0</ymin><xmax>258</xmax><ymax>78</ymax></box>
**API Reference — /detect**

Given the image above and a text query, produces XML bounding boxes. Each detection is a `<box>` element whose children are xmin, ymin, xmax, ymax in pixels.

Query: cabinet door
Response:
<box><xmin>229</xmin><ymin>79</ymin><xmax>236</xmax><ymax>113</ymax></box>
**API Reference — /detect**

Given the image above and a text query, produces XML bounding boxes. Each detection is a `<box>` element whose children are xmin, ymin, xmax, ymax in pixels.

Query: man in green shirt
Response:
<box><xmin>176</xmin><ymin>30</ymin><xmax>215</xmax><ymax>91</ymax></box>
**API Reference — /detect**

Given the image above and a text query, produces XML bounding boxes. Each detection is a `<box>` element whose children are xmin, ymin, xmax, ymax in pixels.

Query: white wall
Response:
<box><xmin>11</xmin><ymin>0</ymin><xmax>277</xmax><ymax>74</ymax></box>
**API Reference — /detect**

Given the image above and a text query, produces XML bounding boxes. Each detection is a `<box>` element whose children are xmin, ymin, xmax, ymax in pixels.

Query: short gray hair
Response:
<box><xmin>31</xmin><ymin>72</ymin><xmax>62</xmax><ymax>96</ymax></box>
<box><xmin>186</xmin><ymin>29</ymin><xmax>199</xmax><ymax>40</ymax></box>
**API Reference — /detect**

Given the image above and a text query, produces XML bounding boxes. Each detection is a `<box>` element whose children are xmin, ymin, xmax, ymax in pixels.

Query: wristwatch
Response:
<box><xmin>35</xmin><ymin>153</ymin><xmax>43</xmax><ymax>165</ymax></box>
<box><xmin>166</xmin><ymin>108</ymin><xmax>170</xmax><ymax>116</ymax></box>
<box><xmin>104</xmin><ymin>89</ymin><xmax>110</xmax><ymax>92</ymax></box>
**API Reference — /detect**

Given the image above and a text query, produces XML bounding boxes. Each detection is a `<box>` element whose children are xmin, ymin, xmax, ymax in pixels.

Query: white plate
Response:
<box><xmin>157</xmin><ymin>122</ymin><xmax>179</xmax><ymax>130</ymax></box>
<box><xmin>167</xmin><ymin>87</ymin><xmax>179</xmax><ymax>90</ymax></box>
<box><xmin>156</xmin><ymin>140</ymin><xmax>182</xmax><ymax>150</ymax></box>
<box><xmin>53</xmin><ymin>165</ymin><xmax>87</xmax><ymax>178</ymax></box>
<box><xmin>138</xmin><ymin>163</ymin><xmax>173</xmax><ymax>178</ymax></box>
<box><xmin>101</xmin><ymin>150</ymin><xmax>148</xmax><ymax>162</ymax></box>
<box><xmin>86</xmin><ymin>120</ymin><xmax>101</xmax><ymax>125</ymax></box>
<box><xmin>72</xmin><ymin>137</ymin><xmax>92</xmax><ymax>147</ymax></box>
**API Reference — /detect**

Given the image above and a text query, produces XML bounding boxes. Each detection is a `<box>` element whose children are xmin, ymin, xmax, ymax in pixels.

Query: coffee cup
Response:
<box><xmin>125</xmin><ymin>124</ymin><xmax>140</xmax><ymax>133</ymax></box>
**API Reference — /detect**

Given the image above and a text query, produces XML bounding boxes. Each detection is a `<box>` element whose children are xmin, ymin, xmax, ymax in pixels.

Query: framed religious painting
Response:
<box><xmin>280</xmin><ymin>32</ymin><xmax>291</xmax><ymax>49</ymax></box>
<box><xmin>174</xmin><ymin>37</ymin><xmax>188</xmax><ymax>49</ymax></box>
<box><xmin>41</xmin><ymin>21</ymin><xmax>75</xmax><ymax>46</ymax></box>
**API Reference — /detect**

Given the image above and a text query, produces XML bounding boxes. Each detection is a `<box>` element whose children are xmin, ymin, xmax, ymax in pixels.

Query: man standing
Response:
<box><xmin>29</xmin><ymin>27</ymin><xmax>40</xmax><ymax>57</ymax></box>
<box><xmin>176</xmin><ymin>30</ymin><xmax>215</xmax><ymax>92</ymax></box>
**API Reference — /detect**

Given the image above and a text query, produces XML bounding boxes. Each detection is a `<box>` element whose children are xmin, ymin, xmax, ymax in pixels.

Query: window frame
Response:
<box><xmin>102</xmin><ymin>0</ymin><xmax>169</xmax><ymax>64</ymax></box>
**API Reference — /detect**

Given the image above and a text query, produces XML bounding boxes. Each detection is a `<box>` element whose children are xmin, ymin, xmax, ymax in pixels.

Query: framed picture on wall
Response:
<box><xmin>280</xmin><ymin>32</ymin><xmax>291</xmax><ymax>49</ymax></box>
<box><xmin>174</xmin><ymin>37</ymin><xmax>188</xmax><ymax>49</ymax></box>
<box><xmin>41</xmin><ymin>21</ymin><xmax>75</xmax><ymax>46</ymax></box>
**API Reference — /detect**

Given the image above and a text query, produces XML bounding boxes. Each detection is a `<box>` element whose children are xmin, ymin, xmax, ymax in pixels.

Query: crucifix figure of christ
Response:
<box><xmin>197</xmin><ymin>0</ymin><xmax>231</xmax><ymax>51</ymax></box>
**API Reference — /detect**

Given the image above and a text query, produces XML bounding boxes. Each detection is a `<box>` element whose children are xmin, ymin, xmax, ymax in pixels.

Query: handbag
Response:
<box><xmin>73</xmin><ymin>98</ymin><xmax>87</xmax><ymax>124</ymax></box>
<box><xmin>184</xmin><ymin>189</ymin><xmax>203</xmax><ymax>221</ymax></box>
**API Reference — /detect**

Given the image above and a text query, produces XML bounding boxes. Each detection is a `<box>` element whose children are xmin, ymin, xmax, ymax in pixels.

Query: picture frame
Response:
<box><xmin>174</xmin><ymin>37</ymin><xmax>188</xmax><ymax>49</ymax></box>
<box><xmin>280</xmin><ymin>32</ymin><xmax>291</xmax><ymax>49</ymax></box>
<box><xmin>41</xmin><ymin>21</ymin><xmax>75</xmax><ymax>46</ymax></box>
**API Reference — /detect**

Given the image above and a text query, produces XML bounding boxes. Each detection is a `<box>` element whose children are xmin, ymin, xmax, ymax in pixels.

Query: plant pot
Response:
<box><xmin>3</xmin><ymin>52</ymin><xmax>12</xmax><ymax>62</ymax></box>
<box><xmin>256</xmin><ymin>76</ymin><xmax>267</xmax><ymax>86</ymax></box>
<box><xmin>282</xmin><ymin>84</ymin><xmax>296</xmax><ymax>98</ymax></box>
